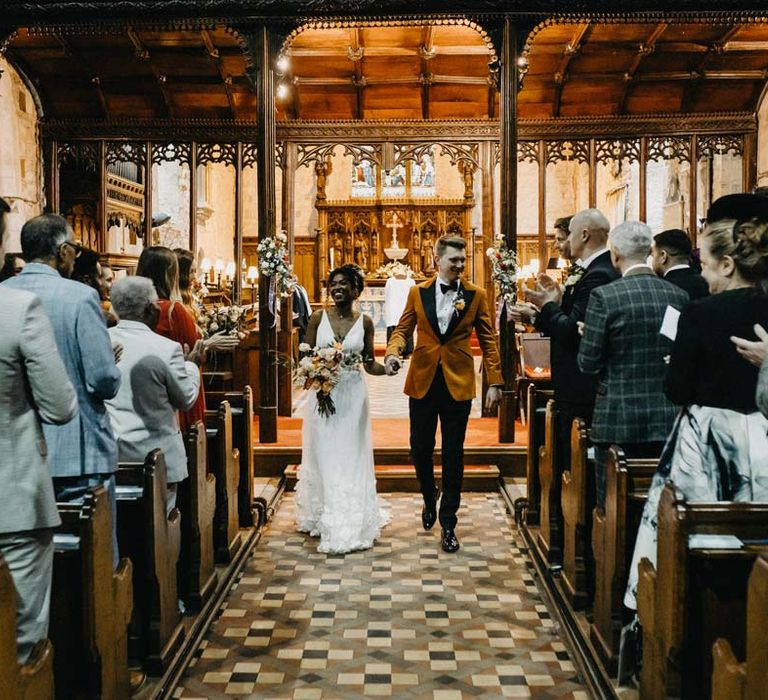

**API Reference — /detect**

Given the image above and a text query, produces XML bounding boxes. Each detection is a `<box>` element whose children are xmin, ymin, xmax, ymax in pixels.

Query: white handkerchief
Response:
<box><xmin>688</xmin><ymin>534</ymin><xmax>743</xmax><ymax>550</ymax></box>
<box><xmin>660</xmin><ymin>305</ymin><xmax>681</xmax><ymax>341</ymax></box>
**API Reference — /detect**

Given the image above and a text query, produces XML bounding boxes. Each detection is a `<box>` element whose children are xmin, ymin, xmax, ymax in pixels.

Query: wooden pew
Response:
<box><xmin>0</xmin><ymin>556</ymin><xmax>55</xmax><ymax>700</ymax></box>
<box><xmin>178</xmin><ymin>421</ymin><xmax>217</xmax><ymax>611</ymax></box>
<box><xmin>116</xmin><ymin>450</ymin><xmax>184</xmax><ymax>675</ymax></box>
<box><xmin>560</xmin><ymin>417</ymin><xmax>591</xmax><ymax>609</ymax></box>
<box><xmin>711</xmin><ymin>555</ymin><xmax>768</xmax><ymax>700</ymax></box>
<box><xmin>51</xmin><ymin>486</ymin><xmax>132</xmax><ymax>699</ymax></box>
<box><xmin>205</xmin><ymin>401</ymin><xmax>243</xmax><ymax>563</ymax></box>
<box><xmin>590</xmin><ymin>446</ymin><xmax>656</xmax><ymax>673</ymax></box>
<box><xmin>638</xmin><ymin>484</ymin><xmax>768</xmax><ymax>700</ymax></box>
<box><xmin>524</xmin><ymin>384</ymin><xmax>553</xmax><ymax>527</ymax></box>
<box><xmin>225</xmin><ymin>386</ymin><xmax>257</xmax><ymax>527</ymax></box>
<box><xmin>535</xmin><ymin>398</ymin><xmax>561</xmax><ymax>563</ymax></box>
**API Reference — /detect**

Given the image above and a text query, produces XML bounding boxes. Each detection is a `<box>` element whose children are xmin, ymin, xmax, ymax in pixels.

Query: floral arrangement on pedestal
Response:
<box><xmin>486</xmin><ymin>239</ymin><xmax>519</xmax><ymax>304</ymax></box>
<box><xmin>373</xmin><ymin>261</ymin><xmax>414</xmax><ymax>279</ymax></box>
<box><xmin>256</xmin><ymin>230</ymin><xmax>297</xmax><ymax>298</ymax></box>
<box><xmin>198</xmin><ymin>305</ymin><xmax>249</xmax><ymax>338</ymax></box>
<box><xmin>296</xmin><ymin>342</ymin><xmax>363</xmax><ymax>418</ymax></box>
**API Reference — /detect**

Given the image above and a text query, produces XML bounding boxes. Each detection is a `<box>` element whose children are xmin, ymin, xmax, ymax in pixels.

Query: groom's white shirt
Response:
<box><xmin>435</xmin><ymin>275</ymin><xmax>459</xmax><ymax>334</ymax></box>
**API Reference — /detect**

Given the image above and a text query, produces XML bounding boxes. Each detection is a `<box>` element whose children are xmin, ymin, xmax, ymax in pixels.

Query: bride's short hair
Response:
<box><xmin>328</xmin><ymin>264</ymin><xmax>365</xmax><ymax>295</ymax></box>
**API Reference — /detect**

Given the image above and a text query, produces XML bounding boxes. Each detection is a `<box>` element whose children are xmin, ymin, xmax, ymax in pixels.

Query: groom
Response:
<box><xmin>385</xmin><ymin>236</ymin><xmax>503</xmax><ymax>552</ymax></box>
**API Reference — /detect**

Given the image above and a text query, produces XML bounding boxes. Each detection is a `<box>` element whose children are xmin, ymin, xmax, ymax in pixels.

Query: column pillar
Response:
<box><xmin>498</xmin><ymin>17</ymin><xmax>519</xmax><ymax>444</ymax></box>
<box><xmin>278</xmin><ymin>141</ymin><xmax>297</xmax><ymax>417</ymax></box>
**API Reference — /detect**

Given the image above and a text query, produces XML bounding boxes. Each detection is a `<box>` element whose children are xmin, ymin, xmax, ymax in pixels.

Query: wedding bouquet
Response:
<box><xmin>198</xmin><ymin>304</ymin><xmax>248</xmax><ymax>338</ymax></box>
<box><xmin>486</xmin><ymin>240</ymin><xmax>519</xmax><ymax>304</ymax></box>
<box><xmin>257</xmin><ymin>231</ymin><xmax>297</xmax><ymax>297</ymax></box>
<box><xmin>296</xmin><ymin>342</ymin><xmax>363</xmax><ymax>417</ymax></box>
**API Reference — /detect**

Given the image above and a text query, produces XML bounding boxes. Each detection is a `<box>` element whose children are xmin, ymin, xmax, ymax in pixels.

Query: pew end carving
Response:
<box><xmin>179</xmin><ymin>420</ymin><xmax>218</xmax><ymax>611</ymax></box>
<box><xmin>225</xmin><ymin>387</ymin><xmax>257</xmax><ymax>527</ymax></box>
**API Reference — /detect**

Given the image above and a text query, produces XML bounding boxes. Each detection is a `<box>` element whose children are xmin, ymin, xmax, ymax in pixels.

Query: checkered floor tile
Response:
<box><xmin>174</xmin><ymin>493</ymin><xmax>588</xmax><ymax>699</ymax></box>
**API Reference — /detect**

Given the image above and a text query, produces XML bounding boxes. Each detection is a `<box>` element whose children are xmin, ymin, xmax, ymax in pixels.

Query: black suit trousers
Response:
<box><xmin>409</xmin><ymin>365</ymin><xmax>472</xmax><ymax>530</ymax></box>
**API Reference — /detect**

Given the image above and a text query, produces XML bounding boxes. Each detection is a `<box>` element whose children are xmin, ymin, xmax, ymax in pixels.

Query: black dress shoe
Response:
<box><xmin>441</xmin><ymin>528</ymin><xmax>460</xmax><ymax>553</ymax></box>
<box><xmin>421</xmin><ymin>488</ymin><xmax>439</xmax><ymax>530</ymax></box>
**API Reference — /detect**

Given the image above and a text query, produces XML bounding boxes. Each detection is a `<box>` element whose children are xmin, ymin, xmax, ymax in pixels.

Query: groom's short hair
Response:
<box><xmin>435</xmin><ymin>235</ymin><xmax>466</xmax><ymax>257</ymax></box>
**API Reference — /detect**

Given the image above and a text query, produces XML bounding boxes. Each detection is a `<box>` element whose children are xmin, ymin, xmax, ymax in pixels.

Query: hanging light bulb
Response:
<box><xmin>276</xmin><ymin>82</ymin><xmax>289</xmax><ymax>100</ymax></box>
<box><xmin>276</xmin><ymin>54</ymin><xmax>290</xmax><ymax>73</ymax></box>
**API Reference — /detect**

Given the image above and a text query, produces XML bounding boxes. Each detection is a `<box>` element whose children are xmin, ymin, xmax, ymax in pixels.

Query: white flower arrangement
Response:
<box><xmin>198</xmin><ymin>304</ymin><xmax>249</xmax><ymax>338</ymax></box>
<box><xmin>373</xmin><ymin>261</ymin><xmax>414</xmax><ymax>279</ymax></box>
<box><xmin>486</xmin><ymin>240</ymin><xmax>519</xmax><ymax>304</ymax></box>
<box><xmin>257</xmin><ymin>230</ymin><xmax>297</xmax><ymax>297</ymax></box>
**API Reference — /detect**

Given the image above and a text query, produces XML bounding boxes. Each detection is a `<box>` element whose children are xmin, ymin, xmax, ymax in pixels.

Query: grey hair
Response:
<box><xmin>111</xmin><ymin>276</ymin><xmax>158</xmax><ymax>321</ymax></box>
<box><xmin>609</xmin><ymin>221</ymin><xmax>653</xmax><ymax>260</ymax></box>
<box><xmin>569</xmin><ymin>208</ymin><xmax>610</xmax><ymax>239</ymax></box>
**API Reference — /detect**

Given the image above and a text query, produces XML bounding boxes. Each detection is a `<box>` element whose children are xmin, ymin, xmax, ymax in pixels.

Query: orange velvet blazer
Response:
<box><xmin>385</xmin><ymin>277</ymin><xmax>503</xmax><ymax>401</ymax></box>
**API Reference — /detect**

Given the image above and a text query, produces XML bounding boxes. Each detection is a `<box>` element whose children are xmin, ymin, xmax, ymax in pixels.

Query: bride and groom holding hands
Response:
<box><xmin>295</xmin><ymin>235</ymin><xmax>503</xmax><ymax>555</ymax></box>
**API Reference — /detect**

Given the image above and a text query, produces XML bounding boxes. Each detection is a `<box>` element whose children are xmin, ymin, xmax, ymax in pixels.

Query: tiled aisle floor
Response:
<box><xmin>174</xmin><ymin>494</ymin><xmax>587</xmax><ymax>699</ymax></box>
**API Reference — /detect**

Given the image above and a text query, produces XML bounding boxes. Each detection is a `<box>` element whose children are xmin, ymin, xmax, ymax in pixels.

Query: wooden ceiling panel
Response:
<box><xmin>689</xmin><ymin>82</ymin><xmax>763</xmax><ymax>112</ymax></box>
<box><xmin>640</xmin><ymin>52</ymin><xmax>699</xmax><ymax>73</ymax></box>
<box><xmin>364</xmin><ymin>56</ymin><xmax>420</xmax><ymax>79</ymax></box>
<box><xmin>588</xmin><ymin>23</ymin><xmax>654</xmax><ymax>43</ymax></box>
<box><xmin>360</xmin><ymin>26</ymin><xmax>421</xmax><ymax>49</ymax></box>
<box><xmin>624</xmin><ymin>82</ymin><xmax>686</xmax><ymax>113</ymax></box>
<box><xmin>363</xmin><ymin>84</ymin><xmax>421</xmax><ymax>119</ymax></box>
<box><xmin>569</xmin><ymin>45</ymin><xmax>637</xmax><ymax>73</ymax></box>
<box><xmin>299</xmin><ymin>88</ymin><xmax>357</xmax><ymax>120</ymax></box>
<box><xmin>291</xmin><ymin>55</ymin><xmax>351</xmax><ymax>79</ymax></box>
<box><xmin>429</xmin><ymin>54</ymin><xmax>491</xmax><ymax>78</ymax></box>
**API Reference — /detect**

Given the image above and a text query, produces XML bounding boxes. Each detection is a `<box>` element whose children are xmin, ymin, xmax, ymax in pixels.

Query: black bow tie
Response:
<box><xmin>440</xmin><ymin>282</ymin><xmax>458</xmax><ymax>294</ymax></box>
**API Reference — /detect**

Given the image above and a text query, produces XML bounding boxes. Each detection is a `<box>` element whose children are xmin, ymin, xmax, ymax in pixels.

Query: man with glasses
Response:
<box><xmin>3</xmin><ymin>214</ymin><xmax>122</xmax><ymax>566</ymax></box>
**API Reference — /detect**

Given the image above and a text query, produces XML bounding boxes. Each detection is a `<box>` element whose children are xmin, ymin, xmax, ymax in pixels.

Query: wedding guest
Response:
<box><xmin>106</xmin><ymin>277</ymin><xmax>203</xmax><ymax>513</ymax></box>
<box><xmin>731</xmin><ymin>322</ymin><xmax>768</xmax><ymax>417</ymax></box>
<box><xmin>0</xmin><ymin>198</ymin><xmax>77</xmax><ymax>663</ymax></box>
<box><xmin>173</xmin><ymin>248</ymin><xmax>201</xmax><ymax>321</ymax></box>
<box><xmin>0</xmin><ymin>252</ymin><xmax>25</xmax><ymax>281</ymax></box>
<box><xmin>3</xmin><ymin>214</ymin><xmax>122</xmax><ymax>566</ymax></box>
<box><xmin>625</xmin><ymin>214</ymin><xmax>768</xmax><ymax>611</ymax></box>
<box><xmin>578</xmin><ymin>221</ymin><xmax>687</xmax><ymax>507</ymax></box>
<box><xmin>650</xmin><ymin>228</ymin><xmax>709</xmax><ymax>300</ymax></box>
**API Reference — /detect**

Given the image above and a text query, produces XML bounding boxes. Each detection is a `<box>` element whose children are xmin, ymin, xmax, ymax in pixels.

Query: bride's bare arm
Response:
<box><xmin>304</xmin><ymin>310</ymin><xmax>323</xmax><ymax>349</ymax></box>
<box><xmin>362</xmin><ymin>315</ymin><xmax>386</xmax><ymax>376</ymax></box>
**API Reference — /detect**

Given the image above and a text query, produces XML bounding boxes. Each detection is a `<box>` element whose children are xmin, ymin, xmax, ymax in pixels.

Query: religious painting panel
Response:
<box><xmin>382</xmin><ymin>164</ymin><xmax>406</xmax><ymax>198</ymax></box>
<box><xmin>410</xmin><ymin>147</ymin><xmax>437</xmax><ymax>197</ymax></box>
<box><xmin>351</xmin><ymin>159</ymin><xmax>377</xmax><ymax>198</ymax></box>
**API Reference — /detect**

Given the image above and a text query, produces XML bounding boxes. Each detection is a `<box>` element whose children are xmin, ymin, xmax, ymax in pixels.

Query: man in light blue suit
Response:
<box><xmin>0</xmin><ymin>199</ymin><xmax>78</xmax><ymax>661</ymax></box>
<box><xmin>3</xmin><ymin>214</ymin><xmax>122</xmax><ymax>565</ymax></box>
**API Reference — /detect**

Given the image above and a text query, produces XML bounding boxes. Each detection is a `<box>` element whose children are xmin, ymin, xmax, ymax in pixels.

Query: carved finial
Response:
<box><xmin>638</xmin><ymin>42</ymin><xmax>655</xmax><ymax>56</ymax></box>
<box><xmin>418</xmin><ymin>72</ymin><xmax>434</xmax><ymax>86</ymax></box>
<box><xmin>554</xmin><ymin>72</ymin><xmax>563</xmax><ymax>85</ymax></box>
<box><xmin>347</xmin><ymin>46</ymin><xmax>364</xmax><ymax>62</ymax></box>
<box><xmin>351</xmin><ymin>75</ymin><xmax>367</xmax><ymax>88</ymax></box>
<box><xmin>419</xmin><ymin>44</ymin><xmax>437</xmax><ymax>60</ymax></box>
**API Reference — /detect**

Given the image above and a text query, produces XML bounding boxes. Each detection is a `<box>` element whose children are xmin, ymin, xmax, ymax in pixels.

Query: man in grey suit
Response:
<box><xmin>3</xmin><ymin>214</ymin><xmax>122</xmax><ymax>565</ymax></box>
<box><xmin>578</xmin><ymin>221</ymin><xmax>688</xmax><ymax>505</ymax></box>
<box><xmin>0</xmin><ymin>198</ymin><xmax>78</xmax><ymax>662</ymax></box>
<box><xmin>106</xmin><ymin>277</ymin><xmax>203</xmax><ymax>514</ymax></box>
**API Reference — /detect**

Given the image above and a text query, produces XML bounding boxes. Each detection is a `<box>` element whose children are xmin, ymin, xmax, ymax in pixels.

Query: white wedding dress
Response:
<box><xmin>295</xmin><ymin>311</ymin><xmax>389</xmax><ymax>554</ymax></box>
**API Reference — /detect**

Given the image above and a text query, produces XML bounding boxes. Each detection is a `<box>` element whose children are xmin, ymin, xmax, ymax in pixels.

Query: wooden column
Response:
<box><xmin>99</xmin><ymin>140</ymin><xmax>108</xmax><ymax>253</ymax></box>
<box><xmin>743</xmin><ymin>132</ymin><xmax>757</xmax><ymax>193</ymax></box>
<box><xmin>278</xmin><ymin>141</ymin><xmax>297</xmax><ymax>417</ymax></box>
<box><xmin>45</xmin><ymin>140</ymin><xmax>60</xmax><ymax>213</ymax></box>
<box><xmin>498</xmin><ymin>17</ymin><xmax>518</xmax><ymax>444</ymax></box>
<box><xmin>144</xmin><ymin>141</ymin><xmax>153</xmax><ymax>245</ymax></box>
<box><xmin>689</xmin><ymin>134</ymin><xmax>699</xmax><ymax>246</ymax></box>
<box><xmin>639</xmin><ymin>136</ymin><xmax>648</xmax><ymax>223</ymax></box>
<box><xmin>250</xmin><ymin>26</ymin><xmax>279</xmax><ymax>443</ymax></box>
<box><xmin>537</xmin><ymin>139</ymin><xmax>547</xmax><ymax>269</ymax></box>
<box><xmin>481</xmin><ymin>140</ymin><xmax>495</xmax><ymax>299</ymax></box>
<box><xmin>589</xmin><ymin>139</ymin><xmax>597</xmax><ymax>209</ymax></box>
<box><xmin>189</xmin><ymin>141</ymin><xmax>198</xmax><ymax>253</ymax></box>
<box><xmin>234</xmin><ymin>142</ymin><xmax>244</xmax><ymax>304</ymax></box>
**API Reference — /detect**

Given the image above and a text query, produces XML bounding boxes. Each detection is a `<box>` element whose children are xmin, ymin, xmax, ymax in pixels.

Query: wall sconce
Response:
<box><xmin>200</xmin><ymin>257</ymin><xmax>212</xmax><ymax>285</ymax></box>
<box><xmin>224</xmin><ymin>261</ymin><xmax>236</xmax><ymax>281</ymax></box>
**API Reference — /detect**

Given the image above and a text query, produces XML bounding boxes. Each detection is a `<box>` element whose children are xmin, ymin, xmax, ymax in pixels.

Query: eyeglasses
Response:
<box><xmin>59</xmin><ymin>240</ymin><xmax>83</xmax><ymax>258</ymax></box>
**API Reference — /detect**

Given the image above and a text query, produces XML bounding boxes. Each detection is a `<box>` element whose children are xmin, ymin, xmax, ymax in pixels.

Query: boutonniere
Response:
<box><xmin>452</xmin><ymin>288</ymin><xmax>466</xmax><ymax>315</ymax></box>
<box><xmin>563</xmin><ymin>265</ymin><xmax>586</xmax><ymax>287</ymax></box>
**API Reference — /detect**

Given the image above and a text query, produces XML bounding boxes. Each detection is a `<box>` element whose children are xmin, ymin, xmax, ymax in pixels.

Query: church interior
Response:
<box><xmin>1</xmin><ymin>1</ymin><xmax>768</xmax><ymax>698</ymax></box>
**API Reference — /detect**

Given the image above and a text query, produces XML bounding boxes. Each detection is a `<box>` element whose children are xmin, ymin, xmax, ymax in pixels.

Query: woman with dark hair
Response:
<box><xmin>0</xmin><ymin>252</ymin><xmax>25</xmax><ymax>281</ymax></box>
<box><xmin>295</xmin><ymin>264</ymin><xmax>390</xmax><ymax>554</ymax></box>
<box><xmin>137</xmin><ymin>246</ymin><xmax>207</xmax><ymax>431</ymax></box>
<box><xmin>625</xmin><ymin>213</ymin><xmax>768</xmax><ymax>611</ymax></box>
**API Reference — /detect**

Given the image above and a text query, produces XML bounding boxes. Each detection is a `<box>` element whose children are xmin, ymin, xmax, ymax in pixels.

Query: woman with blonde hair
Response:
<box><xmin>173</xmin><ymin>247</ymin><xmax>200</xmax><ymax>321</ymax></box>
<box><xmin>625</xmin><ymin>211</ymin><xmax>768</xmax><ymax>611</ymax></box>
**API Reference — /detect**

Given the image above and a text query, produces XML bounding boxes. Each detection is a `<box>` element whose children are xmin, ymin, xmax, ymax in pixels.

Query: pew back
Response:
<box><xmin>639</xmin><ymin>484</ymin><xmax>768</xmax><ymax>700</ymax></box>
<box><xmin>225</xmin><ymin>386</ymin><xmax>256</xmax><ymax>527</ymax></box>
<box><xmin>525</xmin><ymin>385</ymin><xmax>553</xmax><ymax>527</ymax></box>
<box><xmin>535</xmin><ymin>398</ymin><xmax>561</xmax><ymax>563</ymax></box>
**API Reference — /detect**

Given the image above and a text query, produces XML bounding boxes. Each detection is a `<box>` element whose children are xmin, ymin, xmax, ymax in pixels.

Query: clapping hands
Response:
<box><xmin>524</xmin><ymin>274</ymin><xmax>563</xmax><ymax>309</ymax></box>
<box><xmin>731</xmin><ymin>323</ymin><xmax>768</xmax><ymax>368</ymax></box>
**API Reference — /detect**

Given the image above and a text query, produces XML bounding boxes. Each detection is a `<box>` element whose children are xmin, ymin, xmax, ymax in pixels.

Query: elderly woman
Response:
<box><xmin>106</xmin><ymin>276</ymin><xmax>203</xmax><ymax>512</ymax></box>
<box><xmin>625</xmin><ymin>214</ymin><xmax>768</xmax><ymax>611</ymax></box>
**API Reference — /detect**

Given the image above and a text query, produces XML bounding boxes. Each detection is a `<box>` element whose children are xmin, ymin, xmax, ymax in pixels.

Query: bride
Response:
<box><xmin>295</xmin><ymin>264</ymin><xmax>390</xmax><ymax>554</ymax></box>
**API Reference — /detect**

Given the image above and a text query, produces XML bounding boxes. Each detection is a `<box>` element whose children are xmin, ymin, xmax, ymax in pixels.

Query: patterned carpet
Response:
<box><xmin>174</xmin><ymin>493</ymin><xmax>587</xmax><ymax>699</ymax></box>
